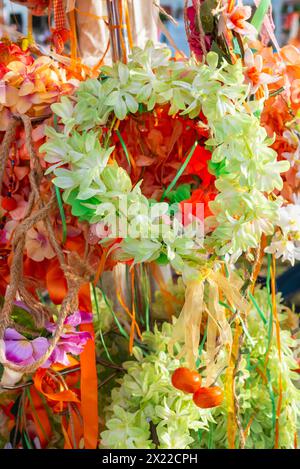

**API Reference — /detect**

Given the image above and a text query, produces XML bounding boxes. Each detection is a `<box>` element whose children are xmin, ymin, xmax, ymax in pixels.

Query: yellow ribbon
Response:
<box><xmin>169</xmin><ymin>267</ymin><xmax>249</xmax><ymax>371</ymax></box>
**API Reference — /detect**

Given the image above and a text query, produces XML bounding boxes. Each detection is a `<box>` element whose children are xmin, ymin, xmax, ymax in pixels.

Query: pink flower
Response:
<box><xmin>42</xmin><ymin>311</ymin><xmax>92</xmax><ymax>367</ymax></box>
<box><xmin>187</xmin><ymin>2</ymin><xmax>213</xmax><ymax>59</ymax></box>
<box><xmin>0</xmin><ymin>311</ymin><xmax>91</xmax><ymax>378</ymax></box>
<box><xmin>9</xmin><ymin>195</ymin><xmax>29</xmax><ymax>221</ymax></box>
<box><xmin>224</xmin><ymin>2</ymin><xmax>257</xmax><ymax>39</ymax></box>
<box><xmin>0</xmin><ymin>220</ymin><xmax>17</xmax><ymax>244</ymax></box>
<box><xmin>2</xmin><ymin>328</ymin><xmax>49</xmax><ymax>366</ymax></box>
<box><xmin>25</xmin><ymin>221</ymin><xmax>55</xmax><ymax>262</ymax></box>
<box><xmin>244</xmin><ymin>48</ymin><xmax>279</xmax><ymax>94</ymax></box>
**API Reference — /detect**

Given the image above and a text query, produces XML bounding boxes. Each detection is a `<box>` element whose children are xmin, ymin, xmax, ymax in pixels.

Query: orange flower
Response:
<box><xmin>222</xmin><ymin>1</ymin><xmax>257</xmax><ymax>39</ymax></box>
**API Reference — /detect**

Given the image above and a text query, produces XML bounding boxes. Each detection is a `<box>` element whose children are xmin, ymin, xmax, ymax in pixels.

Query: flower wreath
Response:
<box><xmin>41</xmin><ymin>42</ymin><xmax>288</xmax><ymax>270</ymax></box>
<box><xmin>42</xmin><ymin>40</ymin><xmax>289</xmax><ymax>368</ymax></box>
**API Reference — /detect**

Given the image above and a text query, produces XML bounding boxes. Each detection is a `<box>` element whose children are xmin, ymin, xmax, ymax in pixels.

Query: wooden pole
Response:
<box><xmin>0</xmin><ymin>0</ymin><xmax>4</xmax><ymax>26</ymax></box>
<box><xmin>106</xmin><ymin>0</ymin><xmax>123</xmax><ymax>62</ymax></box>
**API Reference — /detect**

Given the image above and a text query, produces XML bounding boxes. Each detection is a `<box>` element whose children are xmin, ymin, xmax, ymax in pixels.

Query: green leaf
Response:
<box><xmin>0</xmin><ymin>298</ymin><xmax>38</xmax><ymax>332</ymax></box>
<box><xmin>65</xmin><ymin>189</ymin><xmax>99</xmax><ymax>222</ymax></box>
<box><xmin>200</xmin><ymin>0</ymin><xmax>217</xmax><ymax>34</ymax></box>
<box><xmin>156</xmin><ymin>252</ymin><xmax>169</xmax><ymax>266</ymax></box>
<box><xmin>208</xmin><ymin>159</ymin><xmax>228</xmax><ymax>177</ymax></box>
<box><xmin>167</xmin><ymin>184</ymin><xmax>191</xmax><ymax>204</ymax></box>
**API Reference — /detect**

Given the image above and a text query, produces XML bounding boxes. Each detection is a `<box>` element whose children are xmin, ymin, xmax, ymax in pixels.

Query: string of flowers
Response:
<box><xmin>42</xmin><ymin>40</ymin><xmax>289</xmax><ymax>273</ymax></box>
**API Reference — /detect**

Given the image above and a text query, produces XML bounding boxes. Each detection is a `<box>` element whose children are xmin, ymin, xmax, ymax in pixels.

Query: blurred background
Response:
<box><xmin>1</xmin><ymin>0</ymin><xmax>300</xmax><ymax>52</ymax></box>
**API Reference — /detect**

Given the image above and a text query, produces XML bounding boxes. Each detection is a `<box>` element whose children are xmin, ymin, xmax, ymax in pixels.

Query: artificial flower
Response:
<box><xmin>0</xmin><ymin>41</ymin><xmax>75</xmax><ymax>130</ymax></box>
<box><xmin>44</xmin><ymin>44</ymin><xmax>288</xmax><ymax>263</ymax></box>
<box><xmin>1</xmin><ymin>328</ymin><xmax>49</xmax><ymax>366</ymax></box>
<box><xmin>42</xmin><ymin>311</ymin><xmax>92</xmax><ymax>367</ymax></box>
<box><xmin>244</xmin><ymin>48</ymin><xmax>279</xmax><ymax>95</ymax></box>
<box><xmin>25</xmin><ymin>221</ymin><xmax>55</xmax><ymax>262</ymax></box>
<box><xmin>265</xmin><ymin>232</ymin><xmax>300</xmax><ymax>266</ymax></box>
<box><xmin>265</xmin><ymin>202</ymin><xmax>300</xmax><ymax>265</ymax></box>
<box><xmin>223</xmin><ymin>1</ymin><xmax>257</xmax><ymax>39</ymax></box>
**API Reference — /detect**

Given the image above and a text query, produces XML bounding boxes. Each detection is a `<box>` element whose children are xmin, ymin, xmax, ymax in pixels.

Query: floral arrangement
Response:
<box><xmin>0</xmin><ymin>40</ymin><xmax>75</xmax><ymax>129</ymax></box>
<box><xmin>0</xmin><ymin>41</ymin><xmax>101</xmax><ymax>448</ymax></box>
<box><xmin>255</xmin><ymin>44</ymin><xmax>300</xmax><ymax>265</ymax></box>
<box><xmin>100</xmin><ymin>286</ymin><xmax>300</xmax><ymax>449</ymax></box>
<box><xmin>42</xmin><ymin>41</ymin><xmax>288</xmax><ymax>266</ymax></box>
<box><xmin>0</xmin><ymin>0</ymin><xmax>299</xmax><ymax>451</ymax></box>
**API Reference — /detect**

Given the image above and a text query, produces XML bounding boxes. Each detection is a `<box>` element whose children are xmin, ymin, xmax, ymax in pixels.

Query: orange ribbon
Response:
<box><xmin>68</xmin><ymin>9</ymin><xmax>78</xmax><ymax>70</ymax></box>
<box><xmin>78</xmin><ymin>284</ymin><xmax>99</xmax><ymax>449</ymax></box>
<box><xmin>271</xmin><ymin>255</ymin><xmax>283</xmax><ymax>449</ymax></box>
<box><xmin>27</xmin><ymin>386</ymin><xmax>52</xmax><ymax>448</ymax></box>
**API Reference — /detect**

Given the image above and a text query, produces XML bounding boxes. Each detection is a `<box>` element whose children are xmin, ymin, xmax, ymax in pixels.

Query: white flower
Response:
<box><xmin>265</xmin><ymin>202</ymin><xmax>300</xmax><ymax>265</ymax></box>
<box><xmin>282</xmin><ymin>130</ymin><xmax>300</xmax><ymax>175</ymax></box>
<box><xmin>222</xmin><ymin>2</ymin><xmax>258</xmax><ymax>39</ymax></box>
<box><xmin>278</xmin><ymin>204</ymin><xmax>300</xmax><ymax>234</ymax></box>
<box><xmin>265</xmin><ymin>232</ymin><xmax>300</xmax><ymax>266</ymax></box>
<box><xmin>244</xmin><ymin>48</ymin><xmax>279</xmax><ymax>95</ymax></box>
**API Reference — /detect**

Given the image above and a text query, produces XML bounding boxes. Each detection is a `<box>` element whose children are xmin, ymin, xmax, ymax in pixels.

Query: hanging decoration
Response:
<box><xmin>0</xmin><ymin>0</ymin><xmax>299</xmax><ymax>451</ymax></box>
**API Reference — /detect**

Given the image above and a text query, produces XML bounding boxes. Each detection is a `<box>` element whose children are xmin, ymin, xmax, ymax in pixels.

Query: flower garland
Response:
<box><xmin>0</xmin><ymin>0</ymin><xmax>299</xmax><ymax>451</ymax></box>
<box><xmin>43</xmin><ymin>40</ymin><xmax>289</xmax><ymax>269</ymax></box>
<box><xmin>256</xmin><ymin>44</ymin><xmax>300</xmax><ymax>265</ymax></box>
<box><xmin>0</xmin><ymin>40</ymin><xmax>75</xmax><ymax>130</ymax></box>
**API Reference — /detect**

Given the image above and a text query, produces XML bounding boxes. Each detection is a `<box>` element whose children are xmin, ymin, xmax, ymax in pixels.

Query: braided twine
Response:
<box><xmin>0</xmin><ymin>114</ymin><xmax>92</xmax><ymax>375</ymax></box>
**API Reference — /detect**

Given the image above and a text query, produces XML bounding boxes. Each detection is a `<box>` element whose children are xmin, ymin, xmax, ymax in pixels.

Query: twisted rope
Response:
<box><xmin>0</xmin><ymin>114</ymin><xmax>92</xmax><ymax>375</ymax></box>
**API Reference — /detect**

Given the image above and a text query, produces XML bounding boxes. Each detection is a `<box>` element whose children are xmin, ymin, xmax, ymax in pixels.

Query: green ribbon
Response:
<box><xmin>251</xmin><ymin>0</ymin><xmax>271</xmax><ymax>34</ymax></box>
<box><xmin>54</xmin><ymin>186</ymin><xmax>67</xmax><ymax>245</ymax></box>
<box><xmin>161</xmin><ymin>141</ymin><xmax>198</xmax><ymax>201</ymax></box>
<box><xmin>99</xmin><ymin>285</ymin><xmax>129</xmax><ymax>340</ymax></box>
<box><xmin>249</xmin><ymin>292</ymin><xmax>267</xmax><ymax>325</ymax></box>
<box><xmin>92</xmin><ymin>284</ymin><xmax>114</xmax><ymax>363</ymax></box>
<box><xmin>196</xmin><ymin>323</ymin><xmax>208</xmax><ymax>368</ymax></box>
<box><xmin>115</xmin><ymin>129</ymin><xmax>131</xmax><ymax>167</ymax></box>
<box><xmin>53</xmin><ymin>114</ymin><xmax>67</xmax><ymax>245</ymax></box>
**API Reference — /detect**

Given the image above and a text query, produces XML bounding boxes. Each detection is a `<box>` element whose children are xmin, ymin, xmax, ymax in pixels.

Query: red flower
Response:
<box><xmin>180</xmin><ymin>187</ymin><xmax>216</xmax><ymax>222</ymax></box>
<box><xmin>0</xmin><ymin>42</ymin><xmax>33</xmax><ymax>66</ymax></box>
<box><xmin>0</xmin><ymin>63</ymin><xmax>8</xmax><ymax>79</ymax></box>
<box><xmin>185</xmin><ymin>145</ymin><xmax>214</xmax><ymax>188</ymax></box>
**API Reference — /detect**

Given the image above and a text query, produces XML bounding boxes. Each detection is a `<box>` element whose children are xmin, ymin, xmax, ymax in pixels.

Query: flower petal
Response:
<box><xmin>4</xmin><ymin>328</ymin><xmax>25</xmax><ymax>341</ymax></box>
<box><xmin>32</xmin><ymin>337</ymin><xmax>49</xmax><ymax>360</ymax></box>
<box><xmin>5</xmin><ymin>339</ymin><xmax>33</xmax><ymax>364</ymax></box>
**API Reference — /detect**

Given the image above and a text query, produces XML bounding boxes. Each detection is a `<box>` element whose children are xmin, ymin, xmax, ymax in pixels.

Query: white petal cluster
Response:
<box><xmin>265</xmin><ymin>199</ymin><xmax>300</xmax><ymax>265</ymax></box>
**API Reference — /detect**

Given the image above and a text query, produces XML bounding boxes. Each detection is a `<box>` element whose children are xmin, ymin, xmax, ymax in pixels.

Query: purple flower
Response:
<box><xmin>1</xmin><ymin>311</ymin><xmax>92</xmax><ymax>371</ymax></box>
<box><xmin>42</xmin><ymin>311</ymin><xmax>92</xmax><ymax>367</ymax></box>
<box><xmin>3</xmin><ymin>329</ymin><xmax>49</xmax><ymax>366</ymax></box>
<box><xmin>187</xmin><ymin>2</ymin><xmax>213</xmax><ymax>60</ymax></box>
